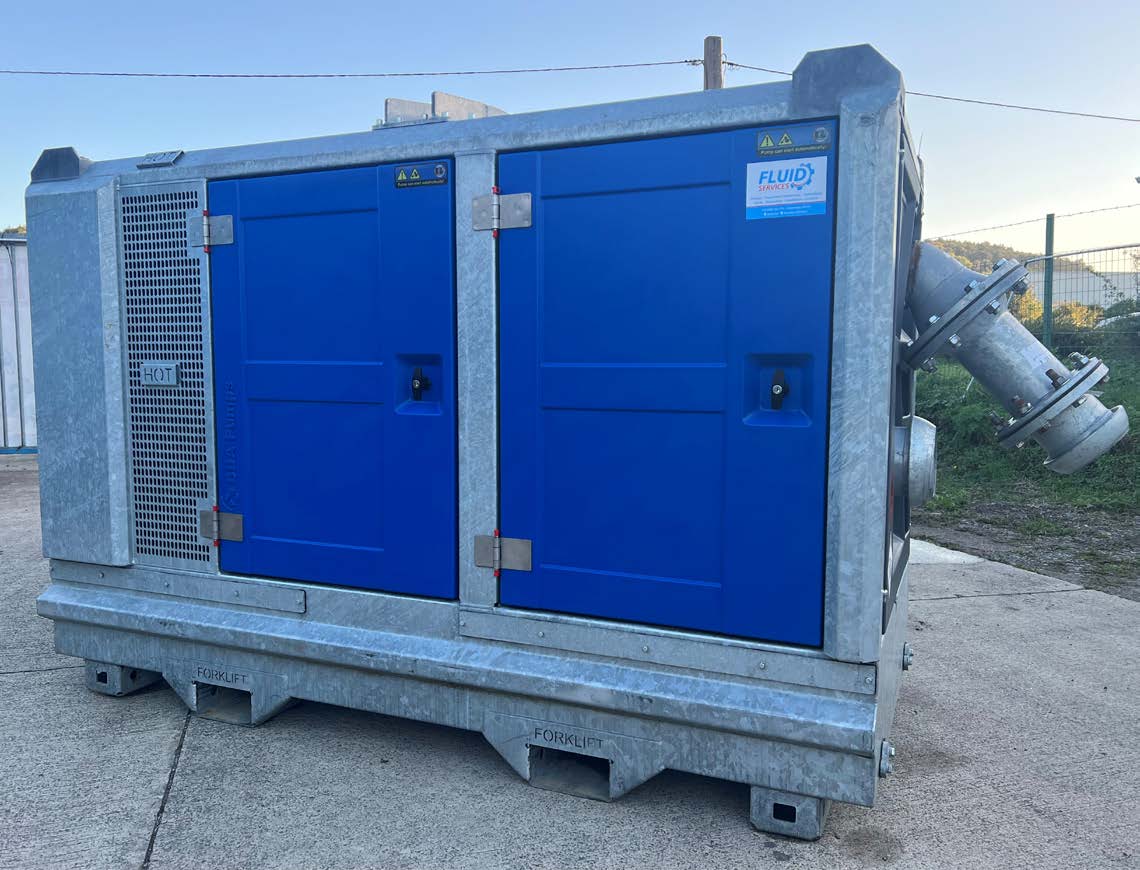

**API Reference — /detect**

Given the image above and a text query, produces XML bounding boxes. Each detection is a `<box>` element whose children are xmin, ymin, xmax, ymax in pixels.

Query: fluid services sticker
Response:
<box><xmin>745</xmin><ymin>156</ymin><xmax>828</xmax><ymax>220</ymax></box>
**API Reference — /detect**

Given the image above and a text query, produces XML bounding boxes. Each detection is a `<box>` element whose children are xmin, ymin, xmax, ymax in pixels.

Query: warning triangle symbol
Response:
<box><xmin>410</xmin><ymin>168</ymin><xmax>421</xmax><ymax>180</ymax></box>
<box><xmin>759</xmin><ymin>133</ymin><xmax>775</xmax><ymax>148</ymax></box>
<box><xmin>397</xmin><ymin>169</ymin><xmax>408</xmax><ymax>181</ymax></box>
<box><xmin>778</xmin><ymin>132</ymin><xmax>794</xmax><ymax>146</ymax></box>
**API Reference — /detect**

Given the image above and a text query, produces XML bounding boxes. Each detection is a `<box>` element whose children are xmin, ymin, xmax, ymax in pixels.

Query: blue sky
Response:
<box><xmin>3</xmin><ymin>0</ymin><xmax>1139</xmax><ymax>253</ymax></box>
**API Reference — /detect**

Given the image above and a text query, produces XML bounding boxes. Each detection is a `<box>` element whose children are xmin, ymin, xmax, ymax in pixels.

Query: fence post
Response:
<box><xmin>1042</xmin><ymin>213</ymin><xmax>1055</xmax><ymax>347</ymax></box>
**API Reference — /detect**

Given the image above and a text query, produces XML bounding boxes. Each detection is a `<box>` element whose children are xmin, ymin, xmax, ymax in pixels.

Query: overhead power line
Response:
<box><xmin>722</xmin><ymin>60</ymin><xmax>793</xmax><ymax>77</ymax></box>
<box><xmin>905</xmin><ymin>90</ymin><xmax>1140</xmax><ymax>124</ymax></box>
<box><xmin>723</xmin><ymin>60</ymin><xmax>1140</xmax><ymax>123</ymax></box>
<box><xmin>928</xmin><ymin>202</ymin><xmax>1140</xmax><ymax>240</ymax></box>
<box><xmin>3</xmin><ymin>55</ymin><xmax>1138</xmax><ymax>124</ymax></box>
<box><xmin>0</xmin><ymin>60</ymin><xmax>701</xmax><ymax>80</ymax></box>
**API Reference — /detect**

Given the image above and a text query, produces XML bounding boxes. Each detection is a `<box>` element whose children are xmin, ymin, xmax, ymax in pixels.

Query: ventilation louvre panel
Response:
<box><xmin>120</xmin><ymin>185</ymin><xmax>214</xmax><ymax>568</ymax></box>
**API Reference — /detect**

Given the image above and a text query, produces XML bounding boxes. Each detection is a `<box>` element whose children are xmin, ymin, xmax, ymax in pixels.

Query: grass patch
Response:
<box><xmin>1017</xmin><ymin>517</ymin><xmax>1071</xmax><ymax>536</ymax></box>
<box><xmin>915</xmin><ymin>357</ymin><xmax>1139</xmax><ymax>515</ymax></box>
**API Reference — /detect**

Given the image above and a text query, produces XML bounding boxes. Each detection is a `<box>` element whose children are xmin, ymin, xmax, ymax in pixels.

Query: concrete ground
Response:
<box><xmin>2</xmin><ymin>452</ymin><xmax>1137</xmax><ymax>870</ymax></box>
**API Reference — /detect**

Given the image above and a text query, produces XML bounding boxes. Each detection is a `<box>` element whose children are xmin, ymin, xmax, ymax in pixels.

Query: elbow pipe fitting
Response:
<box><xmin>905</xmin><ymin>242</ymin><xmax>1129</xmax><ymax>474</ymax></box>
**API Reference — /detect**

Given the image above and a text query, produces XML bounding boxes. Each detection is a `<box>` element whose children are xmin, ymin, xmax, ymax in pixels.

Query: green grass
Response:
<box><xmin>915</xmin><ymin>355</ymin><xmax>1140</xmax><ymax>515</ymax></box>
<box><xmin>1017</xmin><ymin>517</ymin><xmax>1070</xmax><ymax>536</ymax></box>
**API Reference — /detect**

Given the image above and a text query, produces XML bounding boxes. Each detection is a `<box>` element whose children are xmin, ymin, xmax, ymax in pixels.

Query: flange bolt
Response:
<box><xmin>879</xmin><ymin>741</ymin><xmax>896</xmax><ymax>777</ymax></box>
<box><xmin>902</xmin><ymin>642</ymin><xmax>915</xmax><ymax>671</ymax></box>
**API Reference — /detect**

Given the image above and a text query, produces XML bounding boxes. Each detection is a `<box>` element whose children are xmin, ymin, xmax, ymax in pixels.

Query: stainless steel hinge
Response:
<box><xmin>199</xmin><ymin>508</ymin><xmax>244</xmax><ymax>543</ymax></box>
<box><xmin>474</xmin><ymin>533</ymin><xmax>532</xmax><ymax>575</ymax></box>
<box><xmin>472</xmin><ymin>190</ymin><xmax>532</xmax><ymax>233</ymax></box>
<box><xmin>186</xmin><ymin>210</ymin><xmax>234</xmax><ymax>250</ymax></box>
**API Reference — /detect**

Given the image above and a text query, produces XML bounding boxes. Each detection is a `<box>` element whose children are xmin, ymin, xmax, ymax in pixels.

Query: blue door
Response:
<box><xmin>498</xmin><ymin>123</ymin><xmax>837</xmax><ymax>645</ymax></box>
<box><xmin>209</xmin><ymin>162</ymin><xmax>457</xmax><ymax>597</ymax></box>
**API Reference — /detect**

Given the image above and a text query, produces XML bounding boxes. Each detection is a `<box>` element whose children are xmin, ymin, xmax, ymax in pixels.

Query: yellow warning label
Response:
<box><xmin>394</xmin><ymin>163</ymin><xmax>448</xmax><ymax>189</ymax></box>
<box><xmin>778</xmin><ymin>132</ymin><xmax>794</xmax><ymax>146</ymax></box>
<box><xmin>758</xmin><ymin>133</ymin><xmax>776</xmax><ymax>149</ymax></box>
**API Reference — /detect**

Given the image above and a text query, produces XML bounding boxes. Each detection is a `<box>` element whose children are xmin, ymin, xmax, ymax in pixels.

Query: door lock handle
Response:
<box><xmin>411</xmin><ymin>367</ymin><xmax>432</xmax><ymax>401</ymax></box>
<box><xmin>770</xmin><ymin>369</ymin><xmax>788</xmax><ymax>410</ymax></box>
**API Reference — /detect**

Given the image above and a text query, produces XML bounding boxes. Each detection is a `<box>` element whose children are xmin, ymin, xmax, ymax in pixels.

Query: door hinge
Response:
<box><xmin>199</xmin><ymin>507</ymin><xmax>244</xmax><ymax>544</ymax></box>
<box><xmin>187</xmin><ymin>210</ymin><xmax>234</xmax><ymax>251</ymax></box>
<box><xmin>474</xmin><ymin>531</ymin><xmax>532</xmax><ymax>576</ymax></box>
<box><xmin>472</xmin><ymin>188</ymin><xmax>532</xmax><ymax>236</ymax></box>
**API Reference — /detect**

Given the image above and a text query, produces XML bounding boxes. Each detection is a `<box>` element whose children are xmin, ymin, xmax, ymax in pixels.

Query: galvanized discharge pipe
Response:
<box><xmin>906</xmin><ymin>242</ymin><xmax>1129</xmax><ymax>474</ymax></box>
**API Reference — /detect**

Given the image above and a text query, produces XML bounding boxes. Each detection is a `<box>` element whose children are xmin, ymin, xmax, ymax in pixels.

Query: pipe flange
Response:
<box><xmin>905</xmin><ymin>261</ymin><xmax>1029</xmax><ymax>369</ymax></box>
<box><xmin>997</xmin><ymin>357</ymin><xmax>1109</xmax><ymax>447</ymax></box>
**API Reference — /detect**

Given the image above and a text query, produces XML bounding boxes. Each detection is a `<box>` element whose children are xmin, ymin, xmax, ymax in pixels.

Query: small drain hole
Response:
<box><xmin>773</xmin><ymin>802</ymin><xmax>798</xmax><ymax>824</ymax></box>
<box><xmin>96</xmin><ymin>671</ymin><xmax>108</xmax><ymax>684</ymax></box>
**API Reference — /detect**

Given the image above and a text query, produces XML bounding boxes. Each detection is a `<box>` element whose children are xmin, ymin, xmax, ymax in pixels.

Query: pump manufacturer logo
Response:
<box><xmin>755</xmin><ymin>161</ymin><xmax>815</xmax><ymax>193</ymax></box>
<box><xmin>745</xmin><ymin>155</ymin><xmax>828</xmax><ymax>220</ymax></box>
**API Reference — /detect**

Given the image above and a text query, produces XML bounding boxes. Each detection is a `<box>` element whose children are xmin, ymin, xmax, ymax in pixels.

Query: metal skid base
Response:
<box><xmin>750</xmin><ymin>786</ymin><xmax>831</xmax><ymax>840</ymax></box>
<box><xmin>81</xmin><ymin>651</ymin><xmax>832</xmax><ymax>839</ymax></box>
<box><xmin>85</xmin><ymin>661</ymin><xmax>161</xmax><ymax>697</ymax></box>
<box><xmin>42</xmin><ymin>564</ymin><xmax>907</xmax><ymax>841</ymax></box>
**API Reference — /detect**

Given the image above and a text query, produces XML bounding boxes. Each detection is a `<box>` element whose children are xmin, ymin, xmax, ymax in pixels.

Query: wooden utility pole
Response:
<box><xmin>703</xmin><ymin>36</ymin><xmax>724</xmax><ymax>90</ymax></box>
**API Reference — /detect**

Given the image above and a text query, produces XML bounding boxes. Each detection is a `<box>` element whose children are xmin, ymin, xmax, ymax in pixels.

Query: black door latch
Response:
<box><xmin>770</xmin><ymin>369</ymin><xmax>788</xmax><ymax>410</ymax></box>
<box><xmin>411</xmin><ymin>367</ymin><xmax>432</xmax><ymax>401</ymax></box>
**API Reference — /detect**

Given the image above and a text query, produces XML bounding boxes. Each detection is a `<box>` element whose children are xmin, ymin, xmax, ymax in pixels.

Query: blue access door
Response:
<box><xmin>209</xmin><ymin>162</ymin><xmax>457</xmax><ymax>597</ymax></box>
<box><xmin>498</xmin><ymin>123</ymin><xmax>838</xmax><ymax>645</ymax></box>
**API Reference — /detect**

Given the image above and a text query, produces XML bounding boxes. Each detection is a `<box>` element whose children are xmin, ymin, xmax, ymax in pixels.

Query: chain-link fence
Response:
<box><xmin>1021</xmin><ymin>243</ymin><xmax>1140</xmax><ymax>356</ymax></box>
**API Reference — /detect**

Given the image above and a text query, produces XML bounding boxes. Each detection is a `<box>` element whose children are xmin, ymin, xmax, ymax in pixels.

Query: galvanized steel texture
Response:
<box><xmin>0</xmin><ymin>236</ymin><xmax>35</xmax><ymax>450</ymax></box>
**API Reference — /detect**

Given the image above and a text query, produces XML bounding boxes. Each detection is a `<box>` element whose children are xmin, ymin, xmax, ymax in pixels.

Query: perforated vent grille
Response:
<box><xmin>120</xmin><ymin>188</ymin><xmax>213</xmax><ymax>566</ymax></box>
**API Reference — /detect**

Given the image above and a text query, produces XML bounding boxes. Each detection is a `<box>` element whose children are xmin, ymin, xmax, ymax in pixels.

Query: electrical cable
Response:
<box><xmin>0</xmin><ymin>60</ymin><xmax>702</xmax><ymax>79</ymax></box>
<box><xmin>723</xmin><ymin>60</ymin><xmax>1140</xmax><ymax>123</ymax></box>
<box><xmin>4</xmin><ymin>56</ymin><xmax>1137</xmax><ymax>124</ymax></box>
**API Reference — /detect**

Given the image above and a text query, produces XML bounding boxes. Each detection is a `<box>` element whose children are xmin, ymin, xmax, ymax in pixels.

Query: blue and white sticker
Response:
<box><xmin>745</xmin><ymin>156</ymin><xmax>828</xmax><ymax>220</ymax></box>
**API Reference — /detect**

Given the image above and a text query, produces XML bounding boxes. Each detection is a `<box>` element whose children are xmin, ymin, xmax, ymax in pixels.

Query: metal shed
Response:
<box><xmin>0</xmin><ymin>234</ymin><xmax>35</xmax><ymax>452</ymax></box>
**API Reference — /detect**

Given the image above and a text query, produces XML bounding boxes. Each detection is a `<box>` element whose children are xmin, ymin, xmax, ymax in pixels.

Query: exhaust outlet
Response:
<box><xmin>906</xmin><ymin>242</ymin><xmax>1129</xmax><ymax>474</ymax></box>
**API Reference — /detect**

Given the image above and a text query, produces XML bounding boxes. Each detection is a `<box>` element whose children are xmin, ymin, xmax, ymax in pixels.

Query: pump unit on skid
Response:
<box><xmin>26</xmin><ymin>44</ymin><xmax>1127</xmax><ymax>841</ymax></box>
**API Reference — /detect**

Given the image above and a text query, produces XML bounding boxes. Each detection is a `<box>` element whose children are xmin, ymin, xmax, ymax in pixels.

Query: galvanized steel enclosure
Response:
<box><xmin>29</xmin><ymin>46</ymin><xmax>921</xmax><ymax>839</ymax></box>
